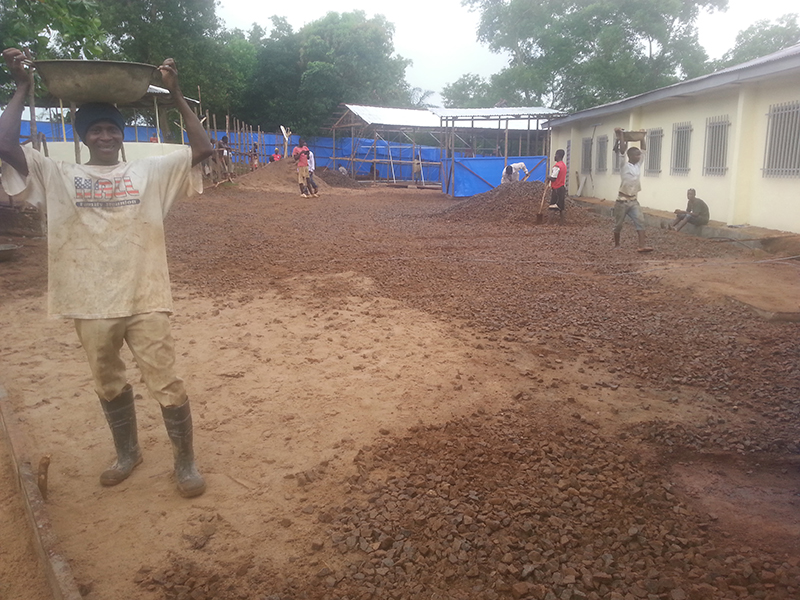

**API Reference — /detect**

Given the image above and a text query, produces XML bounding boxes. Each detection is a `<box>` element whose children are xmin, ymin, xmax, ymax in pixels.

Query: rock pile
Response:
<box><xmin>141</xmin><ymin>413</ymin><xmax>800</xmax><ymax>600</ymax></box>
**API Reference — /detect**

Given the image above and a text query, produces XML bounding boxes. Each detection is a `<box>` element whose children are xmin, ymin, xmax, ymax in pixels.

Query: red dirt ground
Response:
<box><xmin>1</xmin><ymin>160</ymin><xmax>799</xmax><ymax>600</ymax></box>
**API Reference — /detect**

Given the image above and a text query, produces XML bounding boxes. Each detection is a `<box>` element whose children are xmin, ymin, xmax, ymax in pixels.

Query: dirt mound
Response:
<box><xmin>317</xmin><ymin>167</ymin><xmax>362</xmax><ymax>189</ymax></box>
<box><xmin>441</xmin><ymin>181</ymin><xmax>591</xmax><ymax>225</ymax></box>
<box><xmin>233</xmin><ymin>157</ymin><xmax>327</xmax><ymax>193</ymax></box>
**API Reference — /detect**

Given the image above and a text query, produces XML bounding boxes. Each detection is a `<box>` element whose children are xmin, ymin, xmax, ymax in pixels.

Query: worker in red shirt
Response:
<box><xmin>547</xmin><ymin>149</ymin><xmax>567</xmax><ymax>212</ymax></box>
<box><xmin>292</xmin><ymin>138</ymin><xmax>312</xmax><ymax>198</ymax></box>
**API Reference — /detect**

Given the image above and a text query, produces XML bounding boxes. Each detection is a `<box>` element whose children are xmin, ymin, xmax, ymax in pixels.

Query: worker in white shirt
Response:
<box><xmin>500</xmin><ymin>162</ymin><xmax>528</xmax><ymax>184</ymax></box>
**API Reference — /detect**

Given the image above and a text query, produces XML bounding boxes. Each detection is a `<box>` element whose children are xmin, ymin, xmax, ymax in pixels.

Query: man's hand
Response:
<box><xmin>157</xmin><ymin>58</ymin><xmax>180</xmax><ymax>95</ymax></box>
<box><xmin>2</xmin><ymin>48</ymin><xmax>32</xmax><ymax>88</ymax></box>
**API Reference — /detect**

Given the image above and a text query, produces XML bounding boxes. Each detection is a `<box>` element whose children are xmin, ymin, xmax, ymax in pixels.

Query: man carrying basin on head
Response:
<box><xmin>0</xmin><ymin>49</ymin><xmax>214</xmax><ymax>498</ymax></box>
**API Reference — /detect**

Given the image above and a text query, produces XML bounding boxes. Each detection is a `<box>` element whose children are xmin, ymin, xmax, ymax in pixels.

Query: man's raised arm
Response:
<box><xmin>158</xmin><ymin>58</ymin><xmax>213</xmax><ymax>167</ymax></box>
<box><xmin>0</xmin><ymin>48</ymin><xmax>31</xmax><ymax>176</ymax></box>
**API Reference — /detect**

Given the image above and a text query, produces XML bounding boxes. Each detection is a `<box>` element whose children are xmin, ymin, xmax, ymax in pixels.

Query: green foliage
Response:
<box><xmin>0</xmin><ymin>0</ymin><xmax>106</xmax><ymax>58</ymax></box>
<box><xmin>442</xmin><ymin>73</ymin><xmax>497</xmax><ymax>108</ymax></box>
<box><xmin>238</xmin><ymin>11</ymin><xmax>414</xmax><ymax>136</ymax></box>
<box><xmin>713</xmin><ymin>14</ymin><xmax>800</xmax><ymax>69</ymax></box>
<box><xmin>0</xmin><ymin>0</ymin><xmax>107</xmax><ymax>100</ymax></box>
<box><xmin>455</xmin><ymin>0</ymin><xmax>727</xmax><ymax>111</ymax></box>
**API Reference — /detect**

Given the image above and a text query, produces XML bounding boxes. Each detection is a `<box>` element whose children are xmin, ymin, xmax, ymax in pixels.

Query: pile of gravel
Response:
<box><xmin>317</xmin><ymin>168</ymin><xmax>363</xmax><ymax>189</ymax></box>
<box><xmin>139</xmin><ymin>411</ymin><xmax>800</xmax><ymax>600</ymax></box>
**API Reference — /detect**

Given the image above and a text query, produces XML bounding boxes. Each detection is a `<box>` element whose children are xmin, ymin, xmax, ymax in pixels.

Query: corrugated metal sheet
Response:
<box><xmin>431</xmin><ymin>107</ymin><xmax>563</xmax><ymax>119</ymax></box>
<box><xmin>345</xmin><ymin>104</ymin><xmax>441</xmax><ymax>128</ymax></box>
<box><xmin>343</xmin><ymin>104</ymin><xmax>565</xmax><ymax>131</ymax></box>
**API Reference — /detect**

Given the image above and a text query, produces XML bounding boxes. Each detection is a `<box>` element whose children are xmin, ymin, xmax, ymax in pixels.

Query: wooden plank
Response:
<box><xmin>0</xmin><ymin>385</ymin><xmax>83</xmax><ymax>600</ymax></box>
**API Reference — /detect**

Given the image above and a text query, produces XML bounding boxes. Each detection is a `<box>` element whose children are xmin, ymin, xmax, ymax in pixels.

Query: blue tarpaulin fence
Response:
<box><xmin>443</xmin><ymin>156</ymin><xmax>548</xmax><ymax>197</ymax></box>
<box><xmin>20</xmin><ymin>119</ymin><xmax>545</xmax><ymax>197</ymax></box>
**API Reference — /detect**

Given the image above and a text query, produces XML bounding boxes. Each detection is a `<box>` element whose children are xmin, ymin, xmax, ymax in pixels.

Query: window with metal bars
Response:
<box><xmin>596</xmin><ymin>135</ymin><xmax>608</xmax><ymax>172</ymax></box>
<box><xmin>581</xmin><ymin>137</ymin><xmax>592</xmax><ymax>174</ymax></box>
<box><xmin>671</xmin><ymin>122</ymin><xmax>692</xmax><ymax>175</ymax></box>
<box><xmin>645</xmin><ymin>128</ymin><xmax>663</xmax><ymax>175</ymax></box>
<box><xmin>612</xmin><ymin>147</ymin><xmax>625</xmax><ymax>173</ymax></box>
<box><xmin>763</xmin><ymin>100</ymin><xmax>800</xmax><ymax>178</ymax></box>
<box><xmin>703</xmin><ymin>115</ymin><xmax>730</xmax><ymax>176</ymax></box>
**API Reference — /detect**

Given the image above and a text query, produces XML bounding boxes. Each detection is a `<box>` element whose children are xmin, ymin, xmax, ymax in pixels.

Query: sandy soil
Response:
<box><xmin>1</xmin><ymin>159</ymin><xmax>799</xmax><ymax>599</ymax></box>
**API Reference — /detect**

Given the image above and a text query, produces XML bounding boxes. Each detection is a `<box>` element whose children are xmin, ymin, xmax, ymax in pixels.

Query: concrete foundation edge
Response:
<box><xmin>0</xmin><ymin>384</ymin><xmax>83</xmax><ymax>600</ymax></box>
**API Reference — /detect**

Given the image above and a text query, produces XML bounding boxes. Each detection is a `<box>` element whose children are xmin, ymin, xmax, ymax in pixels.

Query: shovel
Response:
<box><xmin>536</xmin><ymin>181</ymin><xmax>551</xmax><ymax>224</ymax></box>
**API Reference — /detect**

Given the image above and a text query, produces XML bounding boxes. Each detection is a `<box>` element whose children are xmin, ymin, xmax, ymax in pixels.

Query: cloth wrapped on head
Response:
<box><xmin>74</xmin><ymin>103</ymin><xmax>126</xmax><ymax>142</ymax></box>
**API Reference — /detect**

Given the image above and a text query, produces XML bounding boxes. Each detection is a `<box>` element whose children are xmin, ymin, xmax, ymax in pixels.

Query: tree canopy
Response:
<box><xmin>453</xmin><ymin>0</ymin><xmax>727</xmax><ymax>111</ymax></box>
<box><xmin>3</xmin><ymin>0</ymin><xmax>799</xmax><ymax>132</ymax></box>
<box><xmin>713</xmin><ymin>14</ymin><xmax>800</xmax><ymax>69</ymax></box>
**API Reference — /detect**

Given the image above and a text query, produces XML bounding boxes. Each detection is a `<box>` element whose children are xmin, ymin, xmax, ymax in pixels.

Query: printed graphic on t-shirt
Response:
<box><xmin>74</xmin><ymin>176</ymin><xmax>141</xmax><ymax>208</ymax></box>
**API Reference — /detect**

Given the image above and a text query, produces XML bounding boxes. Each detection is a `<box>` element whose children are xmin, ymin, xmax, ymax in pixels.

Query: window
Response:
<box><xmin>581</xmin><ymin>137</ymin><xmax>592</xmax><ymax>174</ymax></box>
<box><xmin>763</xmin><ymin>100</ymin><xmax>800</xmax><ymax>178</ymax></box>
<box><xmin>645</xmin><ymin>128</ymin><xmax>663</xmax><ymax>176</ymax></box>
<box><xmin>596</xmin><ymin>135</ymin><xmax>608</xmax><ymax>172</ymax></box>
<box><xmin>612</xmin><ymin>149</ymin><xmax>625</xmax><ymax>173</ymax></box>
<box><xmin>703</xmin><ymin>115</ymin><xmax>730</xmax><ymax>176</ymax></box>
<box><xmin>671</xmin><ymin>122</ymin><xmax>692</xmax><ymax>175</ymax></box>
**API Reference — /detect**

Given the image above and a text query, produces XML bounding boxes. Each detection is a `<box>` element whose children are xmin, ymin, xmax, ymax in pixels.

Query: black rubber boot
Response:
<box><xmin>99</xmin><ymin>384</ymin><xmax>143</xmax><ymax>486</ymax></box>
<box><xmin>161</xmin><ymin>400</ymin><xmax>206</xmax><ymax>498</ymax></box>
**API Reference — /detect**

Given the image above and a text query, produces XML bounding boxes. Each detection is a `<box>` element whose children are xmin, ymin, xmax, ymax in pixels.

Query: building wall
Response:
<box><xmin>551</xmin><ymin>77</ymin><xmax>800</xmax><ymax>234</ymax></box>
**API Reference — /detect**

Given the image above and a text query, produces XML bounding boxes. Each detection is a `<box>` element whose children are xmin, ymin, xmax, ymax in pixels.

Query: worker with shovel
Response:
<box><xmin>547</xmin><ymin>149</ymin><xmax>567</xmax><ymax>213</ymax></box>
<box><xmin>613</xmin><ymin>128</ymin><xmax>653</xmax><ymax>252</ymax></box>
<box><xmin>0</xmin><ymin>48</ymin><xmax>214</xmax><ymax>498</ymax></box>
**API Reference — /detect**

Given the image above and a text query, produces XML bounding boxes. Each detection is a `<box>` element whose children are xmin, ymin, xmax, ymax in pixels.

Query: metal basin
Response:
<box><xmin>34</xmin><ymin>60</ymin><xmax>161</xmax><ymax>105</ymax></box>
<box><xmin>0</xmin><ymin>244</ymin><xmax>20</xmax><ymax>262</ymax></box>
<box><xmin>622</xmin><ymin>130</ymin><xmax>647</xmax><ymax>142</ymax></box>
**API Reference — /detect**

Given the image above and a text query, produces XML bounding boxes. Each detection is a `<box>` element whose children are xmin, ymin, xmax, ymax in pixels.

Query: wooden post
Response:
<box><xmin>58</xmin><ymin>100</ymin><xmax>66</xmax><ymax>142</ymax></box>
<box><xmin>212</xmin><ymin>113</ymin><xmax>220</xmax><ymax>181</ymax></box>
<box><xmin>332</xmin><ymin>128</ymin><xmax>336</xmax><ymax>170</ymax></box>
<box><xmin>503</xmin><ymin>119</ymin><xmax>509</xmax><ymax>165</ymax></box>
<box><xmin>70</xmin><ymin>102</ymin><xmax>81</xmax><ymax>164</ymax></box>
<box><xmin>153</xmin><ymin>96</ymin><xmax>161</xmax><ymax>142</ymax></box>
<box><xmin>526</xmin><ymin>118</ymin><xmax>531</xmax><ymax>156</ymax></box>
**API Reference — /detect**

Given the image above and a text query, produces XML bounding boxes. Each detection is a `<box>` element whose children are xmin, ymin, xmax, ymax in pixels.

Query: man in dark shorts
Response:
<box><xmin>547</xmin><ymin>149</ymin><xmax>567</xmax><ymax>212</ymax></box>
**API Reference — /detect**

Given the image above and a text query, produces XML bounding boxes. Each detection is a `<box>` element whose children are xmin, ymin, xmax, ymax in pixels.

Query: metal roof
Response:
<box><xmin>340</xmin><ymin>104</ymin><xmax>564</xmax><ymax>131</ymax></box>
<box><xmin>344</xmin><ymin>104</ymin><xmax>441</xmax><ymax>128</ymax></box>
<box><xmin>431</xmin><ymin>107</ymin><xmax>563</xmax><ymax>120</ymax></box>
<box><xmin>549</xmin><ymin>43</ymin><xmax>800</xmax><ymax>127</ymax></box>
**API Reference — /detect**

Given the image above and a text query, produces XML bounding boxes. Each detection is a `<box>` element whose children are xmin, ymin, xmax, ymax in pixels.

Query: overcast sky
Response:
<box><xmin>217</xmin><ymin>0</ymin><xmax>798</xmax><ymax>106</ymax></box>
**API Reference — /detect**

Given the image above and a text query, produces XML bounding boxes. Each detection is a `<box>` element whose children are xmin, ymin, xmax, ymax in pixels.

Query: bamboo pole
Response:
<box><xmin>59</xmin><ymin>100</ymin><xmax>66</xmax><ymax>142</ymax></box>
<box><xmin>26</xmin><ymin>64</ymin><xmax>39</xmax><ymax>151</ymax></box>
<box><xmin>70</xmin><ymin>102</ymin><xmax>81</xmax><ymax>164</ymax></box>
<box><xmin>503</xmin><ymin>119</ymin><xmax>509</xmax><ymax>165</ymax></box>
<box><xmin>153</xmin><ymin>96</ymin><xmax>161</xmax><ymax>143</ymax></box>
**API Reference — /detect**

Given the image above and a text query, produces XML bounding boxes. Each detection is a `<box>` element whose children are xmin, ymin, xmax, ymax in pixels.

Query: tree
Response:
<box><xmin>298</xmin><ymin>11</ymin><xmax>411</xmax><ymax>108</ymax></box>
<box><xmin>94</xmin><ymin>0</ymin><xmax>248</xmax><ymax>116</ymax></box>
<box><xmin>461</xmin><ymin>0</ymin><xmax>726</xmax><ymax>111</ymax></box>
<box><xmin>714</xmin><ymin>14</ymin><xmax>800</xmax><ymax>69</ymax></box>
<box><xmin>442</xmin><ymin>74</ymin><xmax>496</xmax><ymax>108</ymax></box>
<box><xmin>0</xmin><ymin>0</ymin><xmax>105</xmax><ymax>58</ymax></box>
<box><xmin>0</xmin><ymin>0</ymin><xmax>107</xmax><ymax>100</ymax></box>
<box><xmin>239</xmin><ymin>11</ymin><xmax>414</xmax><ymax>136</ymax></box>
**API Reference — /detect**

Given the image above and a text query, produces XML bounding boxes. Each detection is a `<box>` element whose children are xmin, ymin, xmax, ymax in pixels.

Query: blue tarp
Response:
<box><xmin>443</xmin><ymin>156</ymin><xmax>548</xmax><ymax>197</ymax></box>
<box><xmin>20</xmin><ymin>119</ymin><xmax>545</xmax><ymax>196</ymax></box>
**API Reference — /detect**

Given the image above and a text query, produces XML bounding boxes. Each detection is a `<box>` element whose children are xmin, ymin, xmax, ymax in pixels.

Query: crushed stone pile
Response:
<box><xmin>441</xmin><ymin>181</ymin><xmax>592</xmax><ymax>225</ymax></box>
<box><xmin>139</xmin><ymin>411</ymin><xmax>800</xmax><ymax>600</ymax></box>
<box><xmin>317</xmin><ymin>167</ymin><xmax>363</xmax><ymax>189</ymax></box>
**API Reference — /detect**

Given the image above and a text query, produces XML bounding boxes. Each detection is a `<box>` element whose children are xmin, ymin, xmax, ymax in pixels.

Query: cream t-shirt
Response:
<box><xmin>2</xmin><ymin>145</ymin><xmax>201</xmax><ymax>319</ymax></box>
